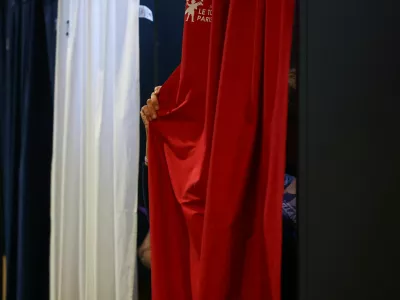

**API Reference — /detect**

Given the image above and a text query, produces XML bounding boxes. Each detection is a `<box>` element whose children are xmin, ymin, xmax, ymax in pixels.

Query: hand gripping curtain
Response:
<box><xmin>51</xmin><ymin>1</ymin><xmax>140</xmax><ymax>299</ymax></box>
<box><xmin>148</xmin><ymin>0</ymin><xmax>295</xmax><ymax>299</ymax></box>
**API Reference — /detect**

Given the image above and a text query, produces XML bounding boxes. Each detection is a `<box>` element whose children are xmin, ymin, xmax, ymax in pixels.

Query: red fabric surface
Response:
<box><xmin>148</xmin><ymin>0</ymin><xmax>294</xmax><ymax>299</ymax></box>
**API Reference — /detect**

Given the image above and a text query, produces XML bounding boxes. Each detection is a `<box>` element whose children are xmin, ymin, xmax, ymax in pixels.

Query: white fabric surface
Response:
<box><xmin>51</xmin><ymin>0</ymin><xmax>140</xmax><ymax>299</ymax></box>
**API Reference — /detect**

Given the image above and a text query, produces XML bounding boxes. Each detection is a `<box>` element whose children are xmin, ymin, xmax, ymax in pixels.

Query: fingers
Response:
<box><xmin>140</xmin><ymin>86</ymin><xmax>161</xmax><ymax>126</ymax></box>
<box><xmin>146</xmin><ymin>90</ymin><xmax>160</xmax><ymax>118</ymax></box>
<box><xmin>140</xmin><ymin>108</ymin><xmax>150</xmax><ymax>127</ymax></box>
<box><xmin>145</xmin><ymin>99</ymin><xmax>156</xmax><ymax>119</ymax></box>
<box><xmin>154</xmin><ymin>86</ymin><xmax>162</xmax><ymax>95</ymax></box>
<box><xmin>140</xmin><ymin>87</ymin><xmax>161</xmax><ymax>126</ymax></box>
<box><xmin>150</xmin><ymin>92</ymin><xmax>159</xmax><ymax>111</ymax></box>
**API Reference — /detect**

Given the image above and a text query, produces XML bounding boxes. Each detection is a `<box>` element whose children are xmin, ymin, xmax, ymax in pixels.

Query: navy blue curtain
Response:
<box><xmin>0</xmin><ymin>3</ymin><xmax>6</xmax><ymax>295</ymax></box>
<box><xmin>1</xmin><ymin>0</ymin><xmax>57</xmax><ymax>299</ymax></box>
<box><xmin>155</xmin><ymin>0</ymin><xmax>184</xmax><ymax>85</ymax></box>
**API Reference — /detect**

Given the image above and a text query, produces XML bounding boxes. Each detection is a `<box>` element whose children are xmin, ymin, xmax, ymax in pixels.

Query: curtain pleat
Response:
<box><xmin>51</xmin><ymin>1</ymin><xmax>140</xmax><ymax>299</ymax></box>
<box><xmin>1</xmin><ymin>1</ymin><xmax>57</xmax><ymax>299</ymax></box>
<box><xmin>148</xmin><ymin>0</ymin><xmax>295</xmax><ymax>299</ymax></box>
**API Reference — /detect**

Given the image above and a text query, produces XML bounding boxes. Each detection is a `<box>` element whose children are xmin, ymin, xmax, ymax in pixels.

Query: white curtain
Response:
<box><xmin>50</xmin><ymin>0</ymin><xmax>140</xmax><ymax>299</ymax></box>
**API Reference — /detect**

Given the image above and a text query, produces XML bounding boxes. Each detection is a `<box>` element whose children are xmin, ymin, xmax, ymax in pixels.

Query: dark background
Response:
<box><xmin>298</xmin><ymin>0</ymin><xmax>400</xmax><ymax>299</ymax></box>
<box><xmin>138</xmin><ymin>0</ymin><xmax>184</xmax><ymax>210</ymax></box>
<box><xmin>138</xmin><ymin>0</ymin><xmax>184</xmax><ymax>298</ymax></box>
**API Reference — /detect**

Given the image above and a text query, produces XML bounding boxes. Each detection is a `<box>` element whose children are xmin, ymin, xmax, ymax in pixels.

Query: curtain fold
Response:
<box><xmin>1</xmin><ymin>1</ymin><xmax>57</xmax><ymax>299</ymax></box>
<box><xmin>148</xmin><ymin>0</ymin><xmax>294</xmax><ymax>299</ymax></box>
<box><xmin>51</xmin><ymin>1</ymin><xmax>140</xmax><ymax>299</ymax></box>
<box><xmin>0</xmin><ymin>3</ymin><xmax>5</xmax><ymax>296</ymax></box>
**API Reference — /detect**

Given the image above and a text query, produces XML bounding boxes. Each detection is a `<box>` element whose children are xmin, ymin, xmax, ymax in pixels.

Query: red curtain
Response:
<box><xmin>148</xmin><ymin>0</ymin><xmax>294</xmax><ymax>299</ymax></box>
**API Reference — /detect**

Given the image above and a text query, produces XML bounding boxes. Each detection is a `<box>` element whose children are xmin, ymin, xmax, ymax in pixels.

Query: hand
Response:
<box><xmin>141</xmin><ymin>86</ymin><xmax>161</xmax><ymax>163</ymax></box>
<box><xmin>140</xmin><ymin>86</ymin><xmax>161</xmax><ymax>134</ymax></box>
<box><xmin>138</xmin><ymin>232</ymin><xmax>151</xmax><ymax>269</ymax></box>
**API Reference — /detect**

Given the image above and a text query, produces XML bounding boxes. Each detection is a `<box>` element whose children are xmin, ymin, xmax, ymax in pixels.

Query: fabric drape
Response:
<box><xmin>0</xmin><ymin>3</ymin><xmax>5</xmax><ymax>295</ymax></box>
<box><xmin>148</xmin><ymin>0</ymin><xmax>294</xmax><ymax>299</ymax></box>
<box><xmin>51</xmin><ymin>1</ymin><xmax>140</xmax><ymax>299</ymax></box>
<box><xmin>1</xmin><ymin>0</ymin><xmax>57</xmax><ymax>299</ymax></box>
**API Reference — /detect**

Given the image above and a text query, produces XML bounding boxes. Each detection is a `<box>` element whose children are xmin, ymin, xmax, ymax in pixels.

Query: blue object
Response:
<box><xmin>1</xmin><ymin>1</ymin><xmax>57</xmax><ymax>299</ymax></box>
